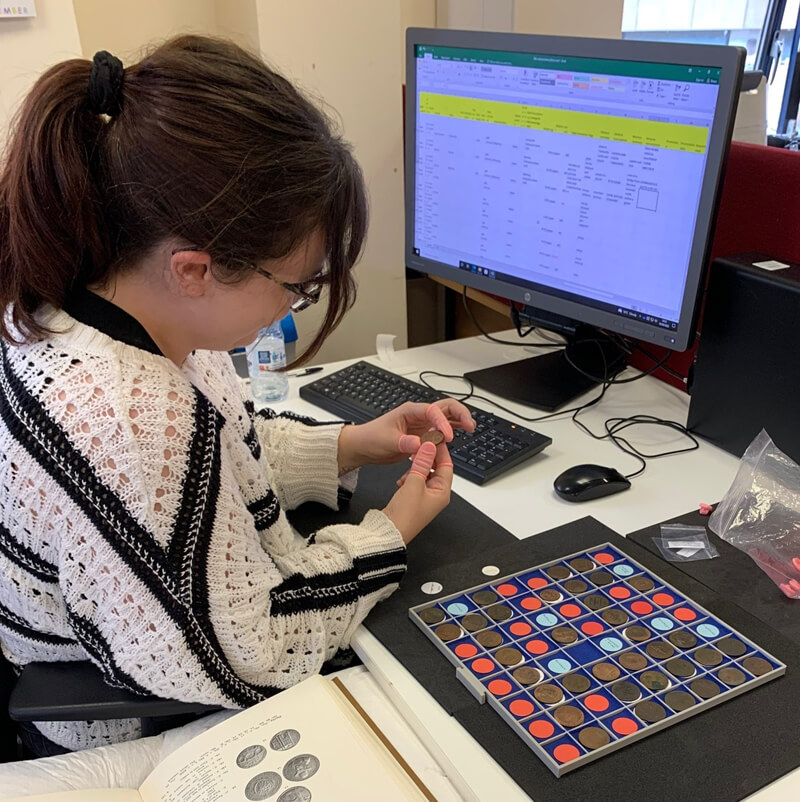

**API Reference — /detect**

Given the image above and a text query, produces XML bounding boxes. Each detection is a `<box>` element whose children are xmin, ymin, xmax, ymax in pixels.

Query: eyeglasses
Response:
<box><xmin>172</xmin><ymin>246</ymin><xmax>325</xmax><ymax>313</ymax></box>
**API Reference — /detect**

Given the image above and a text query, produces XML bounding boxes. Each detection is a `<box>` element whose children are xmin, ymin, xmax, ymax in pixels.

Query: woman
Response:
<box><xmin>0</xmin><ymin>36</ymin><xmax>473</xmax><ymax>754</ymax></box>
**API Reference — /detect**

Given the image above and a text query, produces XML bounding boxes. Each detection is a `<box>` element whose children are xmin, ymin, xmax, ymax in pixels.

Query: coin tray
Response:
<box><xmin>409</xmin><ymin>543</ymin><xmax>785</xmax><ymax>777</ymax></box>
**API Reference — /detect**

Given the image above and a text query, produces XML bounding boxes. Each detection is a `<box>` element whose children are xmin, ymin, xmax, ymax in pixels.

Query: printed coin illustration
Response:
<box><xmin>601</xmin><ymin>608</ymin><xmax>628</xmax><ymax>626</ymax></box>
<box><xmin>534</xmin><ymin>683</ymin><xmax>564</xmax><ymax>705</ymax></box>
<box><xmin>245</xmin><ymin>772</ymin><xmax>282</xmax><ymax>801</ymax></box>
<box><xmin>472</xmin><ymin>590</ymin><xmax>499</xmax><ymax>606</ymax></box>
<box><xmin>665</xmin><ymin>690</ymin><xmax>696</xmax><ymax>712</ymax></box>
<box><xmin>421</xmin><ymin>429</ymin><xmax>445</xmax><ymax>445</ymax></box>
<box><xmin>237</xmin><ymin>745</ymin><xmax>267</xmax><ymax>769</ymax></box>
<box><xmin>578</xmin><ymin>726</ymin><xmax>610</xmax><ymax>750</ymax></box>
<box><xmin>562</xmin><ymin>673</ymin><xmax>591</xmax><ymax>694</ymax></box>
<box><xmin>547</xmin><ymin>565</ymin><xmax>571</xmax><ymax>581</ymax></box>
<box><xmin>419</xmin><ymin>607</ymin><xmax>445</xmax><ymax>625</ymax></box>
<box><xmin>283</xmin><ymin>755</ymin><xmax>321</xmax><ymax>783</ymax></box>
<box><xmin>512</xmin><ymin>666</ymin><xmax>542</xmax><ymax>686</ymax></box>
<box><xmin>569</xmin><ymin>558</ymin><xmax>595</xmax><ymax>573</ymax></box>
<box><xmin>640</xmin><ymin>671</ymin><xmax>670</xmax><ymax>692</ymax></box>
<box><xmin>476</xmin><ymin>630</ymin><xmax>503</xmax><ymax>648</ymax></box>
<box><xmin>589</xmin><ymin>571</ymin><xmax>614</xmax><ymax>587</ymax></box>
<box><xmin>646</xmin><ymin>640</ymin><xmax>675</xmax><ymax>661</ymax></box>
<box><xmin>742</xmin><ymin>656</ymin><xmax>773</xmax><ymax>677</ymax></box>
<box><xmin>717</xmin><ymin>637</ymin><xmax>747</xmax><ymax>657</ymax></box>
<box><xmin>691</xmin><ymin>678</ymin><xmax>721</xmax><ymax>699</ymax></box>
<box><xmin>610</xmin><ymin>680</ymin><xmax>640</xmax><ymax>703</ymax></box>
<box><xmin>551</xmin><ymin>626</ymin><xmax>578</xmax><ymax>645</ymax></box>
<box><xmin>563</xmin><ymin>579</ymin><xmax>589</xmax><ymax>594</ymax></box>
<box><xmin>277</xmin><ymin>788</ymin><xmax>312</xmax><ymax>802</ymax></box>
<box><xmin>553</xmin><ymin>704</ymin><xmax>585</xmax><ymax>728</ymax></box>
<box><xmin>592</xmin><ymin>662</ymin><xmax>620</xmax><ymax>682</ymax></box>
<box><xmin>693</xmin><ymin>648</ymin><xmax>723</xmax><ymax>667</ymax></box>
<box><xmin>461</xmin><ymin>613</ymin><xmax>488</xmax><ymax>632</ymax></box>
<box><xmin>634</xmin><ymin>699</ymin><xmax>667</xmax><ymax>723</ymax></box>
<box><xmin>495</xmin><ymin>647</ymin><xmax>523</xmax><ymax>667</ymax></box>
<box><xmin>629</xmin><ymin>576</ymin><xmax>655</xmax><ymax>592</ymax></box>
<box><xmin>668</xmin><ymin>630</ymin><xmax>698</xmax><ymax>650</ymax></box>
<box><xmin>625</xmin><ymin>625</ymin><xmax>652</xmax><ymax>643</ymax></box>
<box><xmin>540</xmin><ymin>588</ymin><xmax>562</xmax><ymax>602</ymax></box>
<box><xmin>486</xmin><ymin>604</ymin><xmax>513</xmax><ymax>622</ymax></box>
<box><xmin>269</xmin><ymin>730</ymin><xmax>301</xmax><ymax>752</ymax></box>
<box><xmin>618</xmin><ymin>652</ymin><xmax>648</xmax><ymax>671</ymax></box>
<box><xmin>434</xmin><ymin>623</ymin><xmax>461</xmax><ymax>642</ymax></box>
<box><xmin>665</xmin><ymin>658</ymin><xmax>695</xmax><ymax>679</ymax></box>
<box><xmin>584</xmin><ymin>594</ymin><xmax>610</xmax><ymax>611</ymax></box>
<box><xmin>718</xmin><ymin>667</ymin><xmax>746</xmax><ymax>687</ymax></box>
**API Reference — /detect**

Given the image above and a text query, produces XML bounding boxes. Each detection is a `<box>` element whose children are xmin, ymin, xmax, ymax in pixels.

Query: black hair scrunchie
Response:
<box><xmin>88</xmin><ymin>50</ymin><xmax>125</xmax><ymax>117</ymax></box>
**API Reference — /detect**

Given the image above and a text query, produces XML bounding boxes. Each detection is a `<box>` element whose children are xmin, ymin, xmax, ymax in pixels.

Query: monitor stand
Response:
<box><xmin>464</xmin><ymin>326</ymin><xmax>627</xmax><ymax>412</ymax></box>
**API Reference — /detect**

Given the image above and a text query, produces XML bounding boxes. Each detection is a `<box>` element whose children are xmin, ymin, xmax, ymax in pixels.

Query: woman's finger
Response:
<box><xmin>405</xmin><ymin>441</ymin><xmax>437</xmax><ymax>482</ymax></box>
<box><xmin>432</xmin><ymin>399</ymin><xmax>476</xmax><ymax>432</ymax></box>
<box><xmin>425</xmin><ymin>404</ymin><xmax>454</xmax><ymax>440</ymax></box>
<box><xmin>397</xmin><ymin>433</ymin><xmax>421</xmax><ymax>454</ymax></box>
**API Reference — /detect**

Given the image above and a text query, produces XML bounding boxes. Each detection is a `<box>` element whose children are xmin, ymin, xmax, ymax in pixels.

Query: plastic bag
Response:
<box><xmin>653</xmin><ymin>524</ymin><xmax>719</xmax><ymax>562</ymax></box>
<box><xmin>709</xmin><ymin>429</ymin><xmax>800</xmax><ymax>599</ymax></box>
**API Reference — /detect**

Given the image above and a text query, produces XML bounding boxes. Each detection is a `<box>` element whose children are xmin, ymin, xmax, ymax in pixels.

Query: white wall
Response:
<box><xmin>255</xmin><ymin>1</ymin><xmax>408</xmax><ymax>363</ymax></box>
<box><xmin>0</xmin><ymin>0</ymin><xmax>82</xmax><ymax>148</ymax></box>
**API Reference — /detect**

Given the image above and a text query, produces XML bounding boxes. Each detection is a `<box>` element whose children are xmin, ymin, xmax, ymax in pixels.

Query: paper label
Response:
<box><xmin>667</xmin><ymin>540</ymin><xmax>705</xmax><ymax>549</ymax></box>
<box><xmin>753</xmin><ymin>259</ymin><xmax>790</xmax><ymax>271</ymax></box>
<box><xmin>676</xmin><ymin>547</ymin><xmax>701</xmax><ymax>558</ymax></box>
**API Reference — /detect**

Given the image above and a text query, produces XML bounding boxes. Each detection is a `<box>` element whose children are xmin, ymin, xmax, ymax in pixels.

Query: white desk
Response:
<box><xmin>275</xmin><ymin>332</ymin><xmax>795</xmax><ymax>802</ymax></box>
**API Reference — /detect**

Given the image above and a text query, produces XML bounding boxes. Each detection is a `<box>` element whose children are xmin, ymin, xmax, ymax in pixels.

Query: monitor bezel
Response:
<box><xmin>404</xmin><ymin>28</ymin><xmax>745</xmax><ymax>352</ymax></box>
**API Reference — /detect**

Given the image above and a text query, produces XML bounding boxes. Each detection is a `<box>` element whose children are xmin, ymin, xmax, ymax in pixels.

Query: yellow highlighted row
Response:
<box><xmin>419</xmin><ymin>92</ymin><xmax>708</xmax><ymax>154</ymax></box>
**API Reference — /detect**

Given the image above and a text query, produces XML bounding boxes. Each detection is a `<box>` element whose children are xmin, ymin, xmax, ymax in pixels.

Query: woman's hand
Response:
<box><xmin>336</xmin><ymin>399</ymin><xmax>475</xmax><ymax>474</ymax></box>
<box><xmin>382</xmin><ymin>440</ymin><xmax>453</xmax><ymax>544</ymax></box>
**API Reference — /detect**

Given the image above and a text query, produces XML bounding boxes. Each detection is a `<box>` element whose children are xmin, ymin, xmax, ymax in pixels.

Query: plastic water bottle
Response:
<box><xmin>247</xmin><ymin>323</ymin><xmax>289</xmax><ymax>402</ymax></box>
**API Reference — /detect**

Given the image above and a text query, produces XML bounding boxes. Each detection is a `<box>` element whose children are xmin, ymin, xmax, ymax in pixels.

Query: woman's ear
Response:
<box><xmin>170</xmin><ymin>249</ymin><xmax>212</xmax><ymax>297</ymax></box>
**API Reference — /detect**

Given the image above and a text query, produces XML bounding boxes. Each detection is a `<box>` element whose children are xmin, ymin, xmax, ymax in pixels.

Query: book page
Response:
<box><xmin>3</xmin><ymin>790</ymin><xmax>141</xmax><ymax>802</ymax></box>
<box><xmin>138</xmin><ymin>675</ymin><xmax>424</xmax><ymax>802</ymax></box>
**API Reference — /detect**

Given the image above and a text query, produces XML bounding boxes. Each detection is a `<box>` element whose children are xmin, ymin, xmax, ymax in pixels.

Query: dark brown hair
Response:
<box><xmin>0</xmin><ymin>35</ymin><xmax>366</xmax><ymax>363</ymax></box>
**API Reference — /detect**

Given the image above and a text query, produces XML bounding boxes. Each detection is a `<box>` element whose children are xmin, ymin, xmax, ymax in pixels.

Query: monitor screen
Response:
<box><xmin>405</xmin><ymin>30</ymin><xmax>744</xmax><ymax>352</ymax></box>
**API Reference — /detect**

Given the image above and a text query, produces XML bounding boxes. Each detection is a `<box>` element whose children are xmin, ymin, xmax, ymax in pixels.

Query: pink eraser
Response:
<box><xmin>698</xmin><ymin>503</ymin><xmax>713</xmax><ymax>516</ymax></box>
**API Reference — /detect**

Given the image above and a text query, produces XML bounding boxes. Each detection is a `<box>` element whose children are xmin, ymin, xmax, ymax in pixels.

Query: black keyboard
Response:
<box><xmin>300</xmin><ymin>361</ymin><xmax>552</xmax><ymax>485</ymax></box>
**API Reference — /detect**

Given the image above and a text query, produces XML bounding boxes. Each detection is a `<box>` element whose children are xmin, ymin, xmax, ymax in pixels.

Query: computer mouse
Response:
<box><xmin>553</xmin><ymin>464</ymin><xmax>632</xmax><ymax>502</ymax></box>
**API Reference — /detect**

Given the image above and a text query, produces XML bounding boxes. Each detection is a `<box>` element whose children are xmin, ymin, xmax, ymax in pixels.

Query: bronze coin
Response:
<box><xmin>717</xmin><ymin>637</ymin><xmax>747</xmax><ymax>657</ymax></box>
<box><xmin>646</xmin><ymin>640</ymin><xmax>675</xmax><ymax>661</ymax></box>
<box><xmin>578</xmin><ymin>726</ymin><xmax>610</xmax><ymax>750</ymax></box>
<box><xmin>640</xmin><ymin>671</ymin><xmax>670</xmax><ymax>692</ymax></box>
<box><xmin>551</xmin><ymin>626</ymin><xmax>579</xmax><ymax>645</ymax></box>
<box><xmin>563</xmin><ymin>579</ymin><xmax>589</xmax><ymax>595</ymax></box>
<box><xmin>421</xmin><ymin>429</ymin><xmax>445</xmax><ymax>445</ymax></box>
<box><xmin>665</xmin><ymin>658</ymin><xmax>695</xmax><ymax>679</ymax></box>
<box><xmin>693</xmin><ymin>648</ymin><xmax>723</xmax><ymax>668</ymax></box>
<box><xmin>472</xmin><ymin>590</ymin><xmax>499</xmax><ymax>606</ymax></box>
<box><xmin>634</xmin><ymin>699</ymin><xmax>666</xmax><ymax>723</ymax></box>
<box><xmin>486</xmin><ymin>603</ymin><xmax>513</xmax><ymax>622</ymax></box>
<box><xmin>668</xmin><ymin>630</ymin><xmax>698</xmax><ymax>650</ymax></box>
<box><xmin>618</xmin><ymin>651</ymin><xmax>648</xmax><ymax>671</ymax></box>
<box><xmin>513</xmin><ymin>666</ymin><xmax>543</xmax><ymax>686</ymax></box>
<box><xmin>625</xmin><ymin>625</ymin><xmax>652</xmax><ymax>643</ymax></box>
<box><xmin>718</xmin><ymin>667</ymin><xmax>747</xmax><ymax>687</ymax></box>
<box><xmin>592</xmin><ymin>662</ymin><xmax>621</xmax><ymax>682</ymax></box>
<box><xmin>461</xmin><ymin>613</ymin><xmax>488</xmax><ymax>633</ymax></box>
<box><xmin>602</xmin><ymin>608</ymin><xmax>629</xmax><ymax>626</ymax></box>
<box><xmin>665</xmin><ymin>690</ymin><xmax>696</xmax><ymax>712</ymax></box>
<box><xmin>547</xmin><ymin>565</ymin><xmax>571</xmax><ymax>581</ymax></box>
<box><xmin>569</xmin><ymin>558</ymin><xmax>595</xmax><ymax>574</ymax></box>
<box><xmin>476</xmin><ymin>630</ymin><xmax>503</xmax><ymax>649</ymax></box>
<box><xmin>610</xmin><ymin>680</ymin><xmax>641</xmax><ymax>702</ymax></box>
<box><xmin>419</xmin><ymin>607</ymin><xmax>445</xmax><ymax>625</ymax></box>
<box><xmin>585</xmin><ymin>594</ymin><xmax>611</xmax><ymax>611</ymax></box>
<box><xmin>691</xmin><ymin>678</ymin><xmax>721</xmax><ymax>699</ymax></box>
<box><xmin>629</xmin><ymin>576</ymin><xmax>655</xmax><ymax>593</ymax></box>
<box><xmin>539</xmin><ymin>588</ymin><xmax>562</xmax><ymax>602</ymax></box>
<box><xmin>562</xmin><ymin>673</ymin><xmax>591</xmax><ymax>694</ymax></box>
<box><xmin>589</xmin><ymin>571</ymin><xmax>614</xmax><ymax>587</ymax></box>
<box><xmin>553</xmin><ymin>704</ymin><xmax>585</xmax><ymax>728</ymax></box>
<box><xmin>533</xmin><ymin>683</ymin><xmax>564</xmax><ymax>705</ymax></box>
<box><xmin>742</xmin><ymin>656</ymin><xmax>773</xmax><ymax>677</ymax></box>
<box><xmin>434</xmin><ymin>623</ymin><xmax>462</xmax><ymax>642</ymax></box>
<box><xmin>495</xmin><ymin>647</ymin><xmax>523</xmax><ymax>667</ymax></box>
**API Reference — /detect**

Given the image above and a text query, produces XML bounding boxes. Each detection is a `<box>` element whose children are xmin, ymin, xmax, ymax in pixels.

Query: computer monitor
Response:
<box><xmin>405</xmin><ymin>29</ymin><xmax>745</xmax><ymax>410</ymax></box>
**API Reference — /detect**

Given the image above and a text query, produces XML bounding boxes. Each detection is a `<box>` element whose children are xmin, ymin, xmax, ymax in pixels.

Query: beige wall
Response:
<box><xmin>255</xmin><ymin>1</ymin><xmax>408</xmax><ymax>363</ymax></box>
<box><xmin>0</xmin><ymin>0</ymin><xmax>82</xmax><ymax>148</ymax></box>
<box><xmin>514</xmin><ymin>0</ymin><xmax>624</xmax><ymax>37</ymax></box>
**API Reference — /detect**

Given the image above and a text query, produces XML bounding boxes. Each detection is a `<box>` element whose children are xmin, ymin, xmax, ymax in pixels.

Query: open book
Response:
<box><xmin>11</xmin><ymin>676</ymin><xmax>433</xmax><ymax>802</ymax></box>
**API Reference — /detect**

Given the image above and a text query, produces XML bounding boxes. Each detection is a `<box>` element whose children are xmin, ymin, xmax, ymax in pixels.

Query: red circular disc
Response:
<box><xmin>454</xmin><ymin>643</ymin><xmax>478</xmax><ymax>658</ymax></box>
<box><xmin>528</xmin><ymin>719</ymin><xmax>555</xmax><ymax>739</ymax></box>
<box><xmin>527</xmin><ymin>577</ymin><xmax>548</xmax><ymax>590</ymax></box>
<box><xmin>581</xmin><ymin>621</ymin><xmax>605</xmax><ymax>636</ymax></box>
<box><xmin>521</xmin><ymin>597</ymin><xmax>543</xmax><ymax>611</ymax></box>
<box><xmin>510</xmin><ymin>621</ymin><xmax>532</xmax><ymax>637</ymax></box>
<box><xmin>631</xmin><ymin>601</ymin><xmax>653</xmax><ymax>615</ymax></box>
<box><xmin>652</xmin><ymin>592</ymin><xmax>675</xmax><ymax>607</ymax></box>
<box><xmin>553</xmin><ymin>744</ymin><xmax>581</xmax><ymax>763</ymax></box>
<box><xmin>559</xmin><ymin>603</ymin><xmax>582</xmax><ymax>618</ymax></box>
<box><xmin>612</xmin><ymin>716</ymin><xmax>639</xmax><ymax>736</ymax></box>
<box><xmin>594</xmin><ymin>552</ymin><xmax>615</xmax><ymax>565</ymax></box>
<box><xmin>525</xmin><ymin>639</ymin><xmax>549</xmax><ymax>655</ymax></box>
<box><xmin>673</xmin><ymin>607</ymin><xmax>697</xmax><ymax>622</ymax></box>
<box><xmin>584</xmin><ymin>693</ymin><xmax>610</xmax><ymax>713</ymax></box>
<box><xmin>471</xmin><ymin>658</ymin><xmax>495</xmax><ymax>674</ymax></box>
<box><xmin>509</xmin><ymin>699</ymin><xmax>535</xmax><ymax>717</ymax></box>
<box><xmin>488</xmin><ymin>679</ymin><xmax>513</xmax><ymax>696</ymax></box>
<box><xmin>497</xmin><ymin>583</ymin><xmax>519</xmax><ymax>597</ymax></box>
<box><xmin>609</xmin><ymin>586</ymin><xmax>631</xmax><ymax>599</ymax></box>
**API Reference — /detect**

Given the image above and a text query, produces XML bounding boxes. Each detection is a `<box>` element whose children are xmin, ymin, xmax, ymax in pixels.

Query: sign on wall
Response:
<box><xmin>1</xmin><ymin>3</ymin><xmax>36</xmax><ymax>18</ymax></box>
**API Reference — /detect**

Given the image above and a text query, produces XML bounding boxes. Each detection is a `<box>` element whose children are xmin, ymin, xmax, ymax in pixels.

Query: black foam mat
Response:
<box><xmin>290</xmin><ymin>466</ymin><xmax>800</xmax><ymax>801</ymax></box>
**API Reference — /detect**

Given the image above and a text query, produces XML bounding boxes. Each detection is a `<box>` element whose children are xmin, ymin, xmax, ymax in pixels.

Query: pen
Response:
<box><xmin>288</xmin><ymin>366</ymin><xmax>324</xmax><ymax>378</ymax></box>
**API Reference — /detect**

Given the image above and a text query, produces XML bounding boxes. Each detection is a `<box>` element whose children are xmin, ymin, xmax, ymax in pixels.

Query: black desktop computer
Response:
<box><xmin>405</xmin><ymin>28</ymin><xmax>744</xmax><ymax>410</ymax></box>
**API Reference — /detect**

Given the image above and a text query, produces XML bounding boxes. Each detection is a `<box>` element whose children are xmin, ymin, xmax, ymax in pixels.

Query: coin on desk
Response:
<box><xmin>553</xmin><ymin>704</ymin><xmax>585</xmax><ymax>728</ymax></box>
<box><xmin>534</xmin><ymin>683</ymin><xmax>564</xmax><ymax>705</ymax></box>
